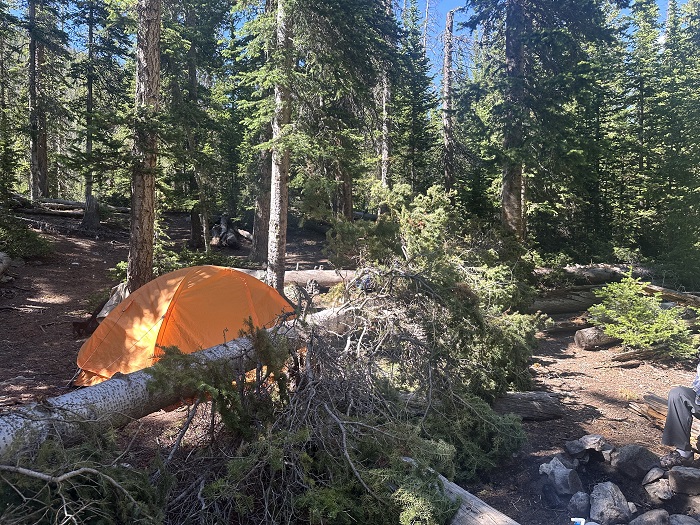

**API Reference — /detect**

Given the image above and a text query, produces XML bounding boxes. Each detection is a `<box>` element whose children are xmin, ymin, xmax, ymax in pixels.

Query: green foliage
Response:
<box><xmin>0</xmin><ymin>428</ymin><xmax>165</xmax><ymax>524</ymax></box>
<box><xmin>588</xmin><ymin>272</ymin><xmax>695</xmax><ymax>357</ymax></box>
<box><xmin>0</xmin><ymin>213</ymin><xmax>52</xmax><ymax>259</ymax></box>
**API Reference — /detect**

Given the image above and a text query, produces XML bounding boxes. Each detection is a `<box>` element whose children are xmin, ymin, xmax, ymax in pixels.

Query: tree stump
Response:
<box><xmin>574</xmin><ymin>326</ymin><xmax>621</xmax><ymax>350</ymax></box>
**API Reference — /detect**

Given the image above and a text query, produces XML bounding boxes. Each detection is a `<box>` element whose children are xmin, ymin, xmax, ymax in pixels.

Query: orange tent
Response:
<box><xmin>74</xmin><ymin>266</ymin><xmax>293</xmax><ymax>386</ymax></box>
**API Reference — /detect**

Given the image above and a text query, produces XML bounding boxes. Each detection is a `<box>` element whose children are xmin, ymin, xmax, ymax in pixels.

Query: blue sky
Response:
<box><xmin>416</xmin><ymin>0</ymin><xmax>685</xmax><ymax>82</ymax></box>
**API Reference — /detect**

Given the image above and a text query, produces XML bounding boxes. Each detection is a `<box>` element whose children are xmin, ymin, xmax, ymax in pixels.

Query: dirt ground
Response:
<box><xmin>0</xmin><ymin>213</ymin><xmax>694</xmax><ymax>525</ymax></box>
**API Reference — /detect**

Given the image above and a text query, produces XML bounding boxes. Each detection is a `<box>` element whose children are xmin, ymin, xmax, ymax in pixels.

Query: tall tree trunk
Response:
<box><xmin>379</xmin><ymin>0</ymin><xmax>393</xmax><ymax>190</ymax></box>
<box><xmin>422</xmin><ymin>0</ymin><xmax>431</xmax><ymax>55</ymax></box>
<box><xmin>501</xmin><ymin>0</ymin><xmax>525</xmax><ymax>239</ymax></box>
<box><xmin>127</xmin><ymin>0</ymin><xmax>161</xmax><ymax>293</ymax></box>
<box><xmin>81</xmin><ymin>2</ymin><xmax>100</xmax><ymax>230</ymax></box>
<box><xmin>28</xmin><ymin>0</ymin><xmax>48</xmax><ymax>200</ymax></box>
<box><xmin>442</xmin><ymin>8</ymin><xmax>459</xmax><ymax>193</ymax></box>
<box><xmin>252</xmin><ymin>132</ymin><xmax>271</xmax><ymax>263</ymax></box>
<box><xmin>266</xmin><ymin>0</ymin><xmax>292</xmax><ymax>293</ymax></box>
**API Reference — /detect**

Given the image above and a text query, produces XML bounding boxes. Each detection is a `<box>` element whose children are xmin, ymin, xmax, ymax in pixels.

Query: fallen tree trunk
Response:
<box><xmin>440</xmin><ymin>472</ymin><xmax>522</xmax><ymax>525</ymax></box>
<box><xmin>0</xmin><ymin>309</ymin><xmax>344</xmax><ymax>457</ymax></box>
<box><xmin>236</xmin><ymin>268</ymin><xmax>356</xmax><ymax>289</ymax></box>
<box><xmin>492</xmin><ymin>391</ymin><xmax>564</xmax><ymax>421</ymax></box>
<box><xmin>643</xmin><ymin>284</ymin><xmax>700</xmax><ymax>308</ymax></box>
<box><xmin>526</xmin><ymin>286</ymin><xmax>600</xmax><ymax>315</ymax></box>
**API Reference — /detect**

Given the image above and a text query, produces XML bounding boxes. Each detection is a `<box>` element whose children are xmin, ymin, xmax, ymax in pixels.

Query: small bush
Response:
<box><xmin>588</xmin><ymin>273</ymin><xmax>695</xmax><ymax>358</ymax></box>
<box><xmin>0</xmin><ymin>213</ymin><xmax>52</xmax><ymax>259</ymax></box>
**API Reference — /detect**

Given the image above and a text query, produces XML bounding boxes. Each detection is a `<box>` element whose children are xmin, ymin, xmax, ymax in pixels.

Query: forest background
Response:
<box><xmin>3</xmin><ymin>0</ymin><xmax>700</xmax><ymax>523</ymax></box>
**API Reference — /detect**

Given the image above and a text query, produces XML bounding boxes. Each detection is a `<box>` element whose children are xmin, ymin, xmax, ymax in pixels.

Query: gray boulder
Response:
<box><xmin>610</xmin><ymin>444</ymin><xmax>660</xmax><ymax>481</ymax></box>
<box><xmin>568</xmin><ymin>491</ymin><xmax>591</xmax><ymax>517</ymax></box>
<box><xmin>642</xmin><ymin>467</ymin><xmax>666</xmax><ymax>485</ymax></box>
<box><xmin>590</xmin><ymin>482</ymin><xmax>632</xmax><ymax>525</ymax></box>
<box><xmin>629</xmin><ymin>509</ymin><xmax>670</xmax><ymax>525</ymax></box>
<box><xmin>670</xmin><ymin>467</ymin><xmax>700</xmax><ymax>495</ymax></box>
<box><xmin>539</xmin><ymin>456</ymin><xmax>584</xmax><ymax>495</ymax></box>
<box><xmin>566</xmin><ymin>435</ymin><xmax>607</xmax><ymax>457</ymax></box>
<box><xmin>644</xmin><ymin>478</ymin><xmax>673</xmax><ymax>501</ymax></box>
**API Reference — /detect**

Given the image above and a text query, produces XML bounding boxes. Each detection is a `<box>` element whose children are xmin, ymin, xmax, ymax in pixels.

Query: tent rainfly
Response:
<box><xmin>74</xmin><ymin>265</ymin><xmax>293</xmax><ymax>386</ymax></box>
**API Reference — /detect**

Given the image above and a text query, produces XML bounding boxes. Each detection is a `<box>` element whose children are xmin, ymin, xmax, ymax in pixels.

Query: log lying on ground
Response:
<box><xmin>526</xmin><ymin>286</ymin><xmax>600</xmax><ymax>315</ymax></box>
<box><xmin>0</xmin><ymin>309</ymin><xmax>344</xmax><ymax>457</ymax></box>
<box><xmin>235</xmin><ymin>268</ymin><xmax>356</xmax><ymax>289</ymax></box>
<box><xmin>402</xmin><ymin>458</ymin><xmax>521</xmax><ymax>525</ymax></box>
<box><xmin>574</xmin><ymin>326</ymin><xmax>621</xmax><ymax>350</ymax></box>
<box><xmin>492</xmin><ymin>391</ymin><xmax>564</xmax><ymax>421</ymax></box>
<box><xmin>629</xmin><ymin>392</ymin><xmax>700</xmax><ymax>448</ymax></box>
<box><xmin>441</xmin><ymin>472</ymin><xmax>522</xmax><ymax>525</ymax></box>
<box><xmin>643</xmin><ymin>284</ymin><xmax>700</xmax><ymax>308</ymax></box>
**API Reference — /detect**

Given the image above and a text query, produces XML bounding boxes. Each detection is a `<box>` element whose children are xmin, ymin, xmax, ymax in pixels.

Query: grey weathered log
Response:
<box><xmin>440</xmin><ymin>471</ymin><xmax>521</xmax><ymax>524</ymax></box>
<box><xmin>402</xmin><ymin>457</ymin><xmax>521</xmax><ymax>525</ymax></box>
<box><xmin>574</xmin><ymin>326</ymin><xmax>621</xmax><ymax>350</ymax></box>
<box><xmin>0</xmin><ymin>252</ymin><xmax>10</xmax><ymax>277</ymax></box>
<box><xmin>0</xmin><ymin>309</ymin><xmax>344</xmax><ymax>457</ymax></box>
<box><xmin>643</xmin><ymin>284</ymin><xmax>700</xmax><ymax>308</ymax></box>
<box><xmin>526</xmin><ymin>286</ymin><xmax>600</xmax><ymax>314</ymax></box>
<box><xmin>492</xmin><ymin>391</ymin><xmax>564</xmax><ymax>421</ymax></box>
<box><xmin>236</xmin><ymin>268</ymin><xmax>355</xmax><ymax>289</ymax></box>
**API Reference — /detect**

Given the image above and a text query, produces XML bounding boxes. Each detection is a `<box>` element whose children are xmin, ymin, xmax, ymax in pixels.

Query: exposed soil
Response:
<box><xmin>0</xmin><ymin>213</ymin><xmax>693</xmax><ymax>525</ymax></box>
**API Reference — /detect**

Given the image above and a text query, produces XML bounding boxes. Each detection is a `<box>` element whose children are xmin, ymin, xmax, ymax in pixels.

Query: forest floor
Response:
<box><xmin>0</xmin><ymin>212</ymin><xmax>694</xmax><ymax>525</ymax></box>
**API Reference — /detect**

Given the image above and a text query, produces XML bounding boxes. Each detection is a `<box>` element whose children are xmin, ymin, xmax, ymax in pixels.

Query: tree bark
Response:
<box><xmin>81</xmin><ymin>2</ymin><xmax>100</xmax><ymax>230</ymax></box>
<box><xmin>29</xmin><ymin>0</ymin><xmax>48</xmax><ymax>201</ymax></box>
<box><xmin>266</xmin><ymin>0</ymin><xmax>292</xmax><ymax>293</ymax></box>
<box><xmin>127</xmin><ymin>0</ymin><xmax>161</xmax><ymax>293</ymax></box>
<box><xmin>501</xmin><ymin>0</ymin><xmax>525</xmax><ymax>239</ymax></box>
<box><xmin>252</xmin><ymin>127</ymin><xmax>272</xmax><ymax>263</ymax></box>
<box><xmin>442</xmin><ymin>8</ymin><xmax>459</xmax><ymax>192</ymax></box>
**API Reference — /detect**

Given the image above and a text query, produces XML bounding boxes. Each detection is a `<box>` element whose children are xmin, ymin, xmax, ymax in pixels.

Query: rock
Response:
<box><xmin>642</xmin><ymin>467</ymin><xmax>666</xmax><ymax>485</ymax></box>
<box><xmin>628</xmin><ymin>502</ymin><xmax>638</xmax><ymax>515</ymax></box>
<box><xmin>670</xmin><ymin>467</ymin><xmax>700</xmax><ymax>495</ymax></box>
<box><xmin>629</xmin><ymin>509</ymin><xmax>670</xmax><ymax>525</ymax></box>
<box><xmin>670</xmin><ymin>515</ymin><xmax>700</xmax><ymax>525</ymax></box>
<box><xmin>566</xmin><ymin>435</ymin><xmax>607</xmax><ymax>457</ymax></box>
<box><xmin>611</xmin><ymin>444</ymin><xmax>660</xmax><ymax>481</ymax></box>
<box><xmin>574</xmin><ymin>326</ymin><xmax>621</xmax><ymax>350</ymax></box>
<box><xmin>539</xmin><ymin>456</ymin><xmax>584</xmax><ymax>495</ymax></box>
<box><xmin>673</xmin><ymin>516</ymin><xmax>700</xmax><ymax>525</ymax></box>
<box><xmin>601</xmin><ymin>444</ymin><xmax>615</xmax><ymax>463</ymax></box>
<box><xmin>645</xmin><ymin>478</ymin><xmax>674</xmax><ymax>501</ymax></box>
<box><xmin>590</xmin><ymin>481</ymin><xmax>632</xmax><ymax>525</ymax></box>
<box><xmin>568</xmin><ymin>491</ymin><xmax>591</xmax><ymax>517</ymax></box>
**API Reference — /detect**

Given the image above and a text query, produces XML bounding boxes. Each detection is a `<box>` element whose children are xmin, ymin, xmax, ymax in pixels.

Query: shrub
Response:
<box><xmin>0</xmin><ymin>213</ymin><xmax>52</xmax><ymax>259</ymax></box>
<box><xmin>588</xmin><ymin>273</ymin><xmax>695</xmax><ymax>358</ymax></box>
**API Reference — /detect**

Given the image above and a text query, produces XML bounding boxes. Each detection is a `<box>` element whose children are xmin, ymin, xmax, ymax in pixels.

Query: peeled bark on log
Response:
<box><xmin>0</xmin><ymin>252</ymin><xmax>10</xmax><ymax>277</ymax></box>
<box><xmin>0</xmin><ymin>309</ymin><xmax>343</xmax><ymax>457</ymax></box>
<box><xmin>492</xmin><ymin>391</ymin><xmax>564</xmax><ymax>421</ymax></box>
<box><xmin>574</xmin><ymin>326</ymin><xmax>621</xmax><ymax>350</ymax></box>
